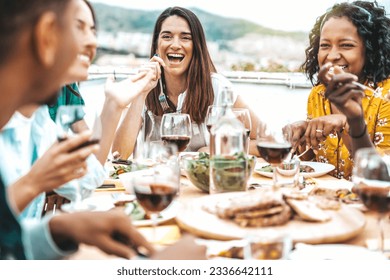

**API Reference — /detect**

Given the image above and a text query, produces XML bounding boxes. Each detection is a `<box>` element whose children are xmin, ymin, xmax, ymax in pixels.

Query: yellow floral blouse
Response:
<box><xmin>307</xmin><ymin>79</ymin><xmax>390</xmax><ymax>180</ymax></box>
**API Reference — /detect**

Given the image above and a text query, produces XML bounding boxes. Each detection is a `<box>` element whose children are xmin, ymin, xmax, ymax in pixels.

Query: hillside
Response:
<box><xmin>91</xmin><ymin>3</ymin><xmax>309</xmax><ymax>72</ymax></box>
<box><xmin>91</xmin><ymin>3</ymin><xmax>307</xmax><ymax>42</ymax></box>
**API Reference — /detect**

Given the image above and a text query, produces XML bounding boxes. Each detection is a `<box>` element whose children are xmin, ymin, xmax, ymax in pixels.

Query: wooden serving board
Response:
<box><xmin>175</xmin><ymin>192</ymin><xmax>366</xmax><ymax>244</ymax></box>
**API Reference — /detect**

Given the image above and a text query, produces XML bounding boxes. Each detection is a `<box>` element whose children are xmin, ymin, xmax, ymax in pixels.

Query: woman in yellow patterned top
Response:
<box><xmin>290</xmin><ymin>1</ymin><xmax>390</xmax><ymax>180</ymax></box>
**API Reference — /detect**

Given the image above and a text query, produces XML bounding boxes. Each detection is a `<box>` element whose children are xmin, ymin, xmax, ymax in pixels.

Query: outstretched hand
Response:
<box><xmin>50</xmin><ymin>209</ymin><xmax>155</xmax><ymax>259</ymax></box>
<box><xmin>104</xmin><ymin>56</ymin><xmax>165</xmax><ymax>109</ymax></box>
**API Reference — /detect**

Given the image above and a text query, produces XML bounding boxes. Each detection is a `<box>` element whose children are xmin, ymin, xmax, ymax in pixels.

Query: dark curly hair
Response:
<box><xmin>301</xmin><ymin>1</ymin><xmax>390</xmax><ymax>87</ymax></box>
<box><xmin>146</xmin><ymin>6</ymin><xmax>216</xmax><ymax>124</ymax></box>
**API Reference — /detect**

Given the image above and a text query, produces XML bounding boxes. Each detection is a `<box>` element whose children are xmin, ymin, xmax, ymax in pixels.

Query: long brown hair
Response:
<box><xmin>146</xmin><ymin>6</ymin><xmax>216</xmax><ymax>124</ymax></box>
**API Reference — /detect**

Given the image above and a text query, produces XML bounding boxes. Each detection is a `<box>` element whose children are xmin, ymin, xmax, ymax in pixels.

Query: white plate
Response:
<box><xmin>60</xmin><ymin>195</ymin><xmax>114</xmax><ymax>212</ymax></box>
<box><xmin>132</xmin><ymin>201</ymin><xmax>178</xmax><ymax>227</ymax></box>
<box><xmin>255</xmin><ymin>161</ymin><xmax>335</xmax><ymax>178</ymax></box>
<box><xmin>289</xmin><ymin>244</ymin><xmax>387</xmax><ymax>260</ymax></box>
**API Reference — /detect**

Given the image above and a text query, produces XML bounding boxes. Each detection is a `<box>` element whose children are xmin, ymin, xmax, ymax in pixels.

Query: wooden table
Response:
<box><xmin>70</xmin><ymin>171</ymin><xmax>388</xmax><ymax>259</ymax></box>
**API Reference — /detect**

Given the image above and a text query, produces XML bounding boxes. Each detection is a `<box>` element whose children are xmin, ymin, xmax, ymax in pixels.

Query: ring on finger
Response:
<box><xmin>74</xmin><ymin>167</ymin><xmax>85</xmax><ymax>175</ymax></box>
<box><xmin>315</xmin><ymin>129</ymin><xmax>323</xmax><ymax>133</ymax></box>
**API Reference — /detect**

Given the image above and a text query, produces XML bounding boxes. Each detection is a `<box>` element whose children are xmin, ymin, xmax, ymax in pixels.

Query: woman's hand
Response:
<box><xmin>104</xmin><ymin>56</ymin><xmax>165</xmax><ymax>109</ymax></box>
<box><xmin>318</xmin><ymin>63</ymin><xmax>365</xmax><ymax>120</ymax></box>
<box><xmin>288</xmin><ymin>120</ymin><xmax>308</xmax><ymax>152</ymax></box>
<box><xmin>305</xmin><ymin>114</ymin><xmax>346</xmax><ymax>149</ymax></box>
<box><xmin>9</xmin><ymin>131</ymin><xmax>99</xmax><ymax>212</ymax></box>
<box><xmin>50</xmin><ymin>209</ymin><xmax>155</xmax><ymax>259</ymax></box>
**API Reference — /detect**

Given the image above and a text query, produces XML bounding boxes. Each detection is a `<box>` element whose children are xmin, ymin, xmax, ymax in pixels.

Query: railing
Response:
<box><xmin>87</xmin><ymin>66</ymin><xmax>312</xmax><ymax>88</ymax></box>
<box><xmin>222</xmin><ymin>71</ymin><xmax>312</xmax><ymax>88</ymax></box>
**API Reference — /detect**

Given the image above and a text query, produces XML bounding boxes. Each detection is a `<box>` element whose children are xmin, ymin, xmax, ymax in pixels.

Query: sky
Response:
<box><xmin>90</xmin><ymin>0</ymin><xmax>389</xmax><ymax>32</ymax></box>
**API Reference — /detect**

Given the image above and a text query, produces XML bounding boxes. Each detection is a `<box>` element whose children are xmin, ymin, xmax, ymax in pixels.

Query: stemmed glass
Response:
<box><xmin>132</xmin><ymin>142</ymin><xmax>179</xmax><ymax>242</ymax></box>
<box><xmin>55</xmin><ymin>105</ymin><xmax>102</xmax><ymax>212</ymax></box>
<box><xmin>352</xmin><ymin>148</ymin><xmax>390</xmax><ymax>254</ymax></box>
<box><xmin>256</xmin><ymin>117</ymin><xmax>292</xmax><ymax>188</ymax></box>
<box><xmin>205</xmin><ymin>105</ymin><xmax>225</xmax><ymax>134</ymax></box>
<box><xmin>233</xmin><ymin>108</ymin><xmax>252</xmax><ymax>153</ymax></box>
<box><xmin>161</xmin><ymin>113</ymin><xmax>192</xmax><ymax>152</ymax></box>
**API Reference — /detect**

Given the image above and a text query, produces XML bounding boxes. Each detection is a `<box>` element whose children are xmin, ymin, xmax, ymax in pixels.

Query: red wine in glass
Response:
<box><xmin>355</xmin><ymin>181</ymin><xmax>390</xmax><ymax>213</ymax></box>
<box><xmin>256</xmin><ymin>142</ymin><xmax>292</xmax><ymax>164</ymax></box>
<box><xmin>161</xmin><ymin>135</ymin><xmax>191</xmax><ymax>152</ymax></box>
<box><xmin>134</xmin><ymin>183</ymin><xmax>177</xmax><ymax>213</ymax></box>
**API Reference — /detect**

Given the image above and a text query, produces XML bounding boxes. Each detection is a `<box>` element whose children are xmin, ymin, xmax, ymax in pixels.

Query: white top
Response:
<box><xmin>138</xmin><ymin>73</ymin><xmax>237</xmax><ymax>153</ymax></box>
<box><xmin>0</xmin><ymin>105</ymin><xmax>106</xmax><ymax>220</ymax></box>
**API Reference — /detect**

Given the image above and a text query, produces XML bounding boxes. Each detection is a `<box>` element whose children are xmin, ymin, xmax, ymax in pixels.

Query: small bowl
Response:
<box><xmin>182</xmin><ymin>154</ymin><xmax>210</xmax><ymax>193</ymax></box>
<box><xmin>182</xmin><ymin>153</ymin><xmax>256</xmax><ymax>193</ymax></box>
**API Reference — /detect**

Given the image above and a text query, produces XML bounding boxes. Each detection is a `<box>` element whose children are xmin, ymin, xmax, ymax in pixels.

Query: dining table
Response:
<box><xmin>69</xmin><ymin>159</ymin><xmax>390</xmax><ymax>260</ymax></box>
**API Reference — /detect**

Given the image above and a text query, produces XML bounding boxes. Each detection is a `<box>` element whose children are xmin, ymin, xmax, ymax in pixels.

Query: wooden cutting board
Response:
<box><xmin>175</xmin><ymin>192</ymin><xmax>366</xmax><ymax>244</ymax></box>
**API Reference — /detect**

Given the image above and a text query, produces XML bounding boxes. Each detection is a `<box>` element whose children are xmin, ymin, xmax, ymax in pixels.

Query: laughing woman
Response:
<box><xmin>112</xmin><ymin>6</ymin><xmax>260</xmax><ymax>159</ymax></box>
<box><xmin>290</xmin><ymin>1</ymin><xmax>390</xmax><ymax>180</ymax></box>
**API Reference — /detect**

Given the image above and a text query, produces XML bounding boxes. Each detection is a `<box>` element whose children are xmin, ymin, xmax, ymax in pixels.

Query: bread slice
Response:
<box><xmin>286</xmin><ymin>198</ymin><xmax>331</xmax><ymax>222</ymax></box>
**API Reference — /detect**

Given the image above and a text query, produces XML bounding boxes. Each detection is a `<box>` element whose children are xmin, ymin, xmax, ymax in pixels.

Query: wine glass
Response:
<box><xmin>160</xmin><ymin>113</ymin><xmax>192</xmax><ymax>153</ymax></box>
<box><xmin>205</xmin><ymin>105</ymin><xmax>225</xmax><ymax>134</ymax></box>
<box><xmin>132</xmin><ymin>142</ymin><xmax>179</xmax><ymax>242</ymax></box>
<box><xmin>256</xmin><ymin>117</ymin><xmax>292</xmax><ymax>188</ymax></box>
<box><xmin>352</xmin><ymin>148</ymin><xmax>390</xmax><ymax>254</ymax></box>
<box><xmin>233</xmin><ymin>108</ymin><xmax>252</xmax><ymax>153</ymax></box>
<box><xmin>55</xmin><ymin>105</ymin><xmax>102</xmax><ymax>212</ymax></box>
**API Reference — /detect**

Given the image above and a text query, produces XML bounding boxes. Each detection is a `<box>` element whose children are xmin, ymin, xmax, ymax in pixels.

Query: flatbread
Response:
<box><xmin>234</xmin><ymin>203</ymin><xmax>292</xmax><ymax>227</ymax></box>
<box><xmin>214</xmin><ymin>190</ymin><xmax>283</xmax><ymax>219</ymax></box>
<box><xmin>286</xmin><ymin>198</ymin><xmax>331</xmax><ymax>222</ymax></box>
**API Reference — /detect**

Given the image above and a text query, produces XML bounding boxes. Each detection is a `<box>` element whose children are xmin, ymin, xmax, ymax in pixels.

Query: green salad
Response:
<box><xmin>211</xmin><ymin>152</ymin><xmax>249</xmax><ymax>192</ymax></box>
<box><xmin>125</xmin><ymin>201</ymin><xmax>161</xmax><ymax>221</ymax></box>
<box><xmin>183</xmin><ymin>152</ymin><xmax>210</xmax><ymax>192</ymax></box>
<box><xmin>109</xmin><ymin>163</ymin><xmax>147</xmax><ymax>179</ymax></box>
<box><xmin>184</xmin><ymin>152</ymin><xmax>255</xmax><ymax>193</ymax></box>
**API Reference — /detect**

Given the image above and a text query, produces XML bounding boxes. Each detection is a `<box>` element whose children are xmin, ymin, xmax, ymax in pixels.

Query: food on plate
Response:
<box><xmin>282</xmin><ymin>191</ymin><xmax>309</xmax><ymax>200</ymax></box>
<box><xmin>285</xmin><ymin>198</ymin><xmax>331</xmax><ymax>222</ymax></box>
<box><xmin>205</xmin><ymin>187</ymin><xmax>344</xmax><ymax>227</ymax></box>
<box><xmin>234</xmin><ymin>204</ymin><xmax>292</xmax><ymax>227</ymax></box>
<box><xmin>211</xmin><ymin>189</ymin><xmax>292</xmax><ymax>227</ymax></box>
<box><xmin>300</xmin><ymin>164</ymin><xmax>315</xmax><ymax>173</ymax></box>
<box><xmin>312</xmin><ymin>196</ymin><xmax>341</xmax><ymax>210</ymax></box>
<box><xmin>309</xmin><ymin>186</ymin><xmax>360</xmax><ymax>204</ymax></box>
<box><xmin>258</xmin><ymin>164</ymin><xmax>315</xmax><ymax>173</ymax></box>
<box><xmin>109</xmin><ymin>164</ymin><xmax>132</xmax><ymax>179</ymax></box>
<box><xmin>109</xmin><ymin>163</ymin><xmax>147</xmax><ymax>179</ymax></box>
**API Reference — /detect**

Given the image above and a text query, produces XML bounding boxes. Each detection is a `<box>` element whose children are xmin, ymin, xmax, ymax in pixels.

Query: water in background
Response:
<box><xmin>79</xmin><ymin>79</ymin><xmax>310</xmax><ymax>123</ymax></box>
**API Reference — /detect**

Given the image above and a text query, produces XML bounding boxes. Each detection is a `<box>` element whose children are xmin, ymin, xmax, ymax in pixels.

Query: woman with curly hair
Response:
<box><xmin>291</xmin><ymin>1</ymin><xmax>390</xmax><ymax>180</ymax></box>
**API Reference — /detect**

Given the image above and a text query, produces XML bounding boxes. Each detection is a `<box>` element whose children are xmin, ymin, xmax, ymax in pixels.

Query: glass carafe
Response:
<box><xmin>209</xmin><ymin>86</ymin><xmax>248</xmax><ymax>194</ymax></box>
